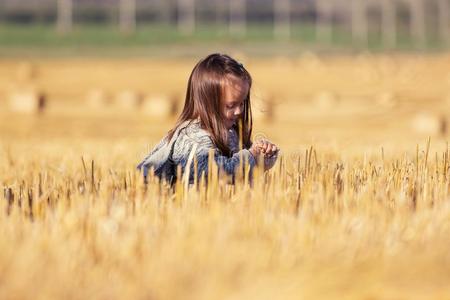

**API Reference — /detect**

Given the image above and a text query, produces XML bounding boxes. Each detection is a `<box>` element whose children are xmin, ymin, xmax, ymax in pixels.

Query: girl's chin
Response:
<box><xmin>225</xmin><ymin>120</ymin><xmax>236</xmax><ymax>129</ymax></box>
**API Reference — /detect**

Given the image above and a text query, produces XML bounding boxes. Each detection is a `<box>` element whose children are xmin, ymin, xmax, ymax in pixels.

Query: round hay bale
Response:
<box><xmin>86</xmin><ymin>89</ymin><xmax>112</xmax><ymax>109</ymax></box>
<box><xmin>141</xmin><ymin>95</ymin><xmax>177</xmax><ymax>118</ymax></box>
<box><xmin>313</xmin><ymin>91</ymin><xmax>339</xmax><ymax>110</ymax></box>
<box><xmin>8</xmin><ymin>89</ymin><xmax>46</xmax><ymax>114</ymax></box>
<box><xmin>411</xmin><ymin>113</ymin><xmax>443</xmax><ymax>136</ymax></box>
<box><xmin>115</xmin><ymin>90</ymin><xmax>143</xmax><ymax>110</ymax></box>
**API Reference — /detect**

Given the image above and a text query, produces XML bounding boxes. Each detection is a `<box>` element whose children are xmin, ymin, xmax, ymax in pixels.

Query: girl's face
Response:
<box><xmin>221</xmin><ymin>76</ymin><xmax>249</xmax><ymax>129</ymax></box>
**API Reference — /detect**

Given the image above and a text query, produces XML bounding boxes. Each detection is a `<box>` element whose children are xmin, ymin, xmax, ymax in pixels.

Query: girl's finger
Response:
<box><xmin>257</xmin><ymin>141</ymin><xmax>265</xmax><ymax>150</ymax></box>
<box><xmin>264</xmin><ymin>146</ymin><xmax>273</xmax><ymax>157</ymax></box>
<box><xmin>270</xmin><ymin>144</ymin><xmax>279</xmax><ymax>156</ymax></box>
<box><xmin>271</xmin><ymin>146</ymin><xmax>278</xmax><ymax>156</ymax></box>
<box><xmin>257</xmin><ymin>144</ymin><xmax>265</xmax><ymax>154</ymax></box>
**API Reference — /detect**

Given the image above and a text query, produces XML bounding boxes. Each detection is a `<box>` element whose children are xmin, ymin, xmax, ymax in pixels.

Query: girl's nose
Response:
<box><xmin>234</xmin><ymin>106</ymin><xmax>242</xmax><ymax>116</ymax></box>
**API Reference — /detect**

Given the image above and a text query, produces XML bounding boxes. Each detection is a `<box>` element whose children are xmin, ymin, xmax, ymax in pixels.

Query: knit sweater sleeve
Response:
<box><xmin>136</xmin><ymin>135</ymin><xmax>168</xmax><ymax>172</ymax></box>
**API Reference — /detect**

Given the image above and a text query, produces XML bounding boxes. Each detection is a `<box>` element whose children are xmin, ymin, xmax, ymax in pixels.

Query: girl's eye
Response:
<box><xmin>226</xmin><ymin>101</ymin><xmax>244</xmax><ymax>109</ymax></box>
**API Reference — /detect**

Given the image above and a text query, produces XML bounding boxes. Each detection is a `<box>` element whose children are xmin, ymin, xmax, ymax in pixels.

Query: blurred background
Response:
<box><xmin>2</xmin><ymin>3</ymin><xmax>450</xmax><ymax>299</ymax></box>
<box><xmin>0</xmin><ymin>0</ymin><xmax>449</xmax><ymax>53</ymax></box>
<box><xmin>0</xmin><ymin>0</ymin><xmax>449</xmax><ymax>155</ymax></box>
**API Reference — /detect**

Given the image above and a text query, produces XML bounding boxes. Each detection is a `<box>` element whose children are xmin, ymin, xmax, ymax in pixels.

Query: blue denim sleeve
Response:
<box><xmin>205</xmin><ymin>148</ymin><xmax>256</xmax><ymax>174</ymax></box>
<box><xmin>177</xmin><ymin>135</ymin><xmax>257</xmax><ymax>183</ymax></box>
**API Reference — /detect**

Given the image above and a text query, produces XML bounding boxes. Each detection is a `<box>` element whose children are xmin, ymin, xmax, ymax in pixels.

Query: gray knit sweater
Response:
<box><xmin>137</xmin><ymin>119</ymin><xmax>278</xmax><ymax>184</ymax></box>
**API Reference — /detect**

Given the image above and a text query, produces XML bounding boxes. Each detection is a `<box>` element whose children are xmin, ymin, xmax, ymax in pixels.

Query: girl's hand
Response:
<box><xmin>249</xmin><ymin>143</ymin><xmax>261</xmax><ymax>159</ymax></box>
<box><xmin>256</xmin><ymin>139</ymin><xmax>279</xmax><ymax>158</ymax></box>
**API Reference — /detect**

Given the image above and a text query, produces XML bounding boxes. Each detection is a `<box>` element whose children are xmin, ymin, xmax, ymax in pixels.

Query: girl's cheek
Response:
<box><xmin>221</xmin><ymin>108</ymin><xmax>228</xmax><ymax>118</ymax></box>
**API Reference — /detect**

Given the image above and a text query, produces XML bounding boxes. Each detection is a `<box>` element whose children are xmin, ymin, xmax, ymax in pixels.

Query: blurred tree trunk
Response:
<box><xmin>57</xmin><ymin>0</ymin><xmax>72</xmax><ymax>33</ymax></box>
<box><xmin>32</xmin><ymin>0</ymin><xmax>43</xmax><ymax>24</ymax></box>
<box><xmin>119</xmin><ymin>0</ymin><xmax>136</xmax><ymax>34</ymax></box>
<box><xmin>409</xmin><ymin>0</ymin><xmax>426</xmax><ymax>48</ymax></box>
<box><xmin>230</xmin><ymin>0</ymin><xmax>246</xmax><ymax>36</ymax></box>
<box><xmin>381</xmin><ymin>0</ymin><xmax>396</xmax><ymax>49</ymax></box>
<box><xmin>215</xmin><ymin>0</ymin><xmax>227</xmax><ymax>25</ymax></box>
<box><xmin>437</xmin><ymin>0</ymin><xmax>450</xmax><ymax>45</ymax></box>
<box><xmin>274</xmin><ymin>0</ymin><xmax>291</xmax><ymax>40</ymax></box>
<box><xmin>316</xmin><ymin>0</ymin><xmax>333</xmax><ymax>44</ymax></box>
<box><xmin>160</xmin><ymin>0</ymin><xmax>173</xmax><ymax>26</ymax></box>
<box><xmin>351</xmin><ymin>0</ymin><xmax>368</xmax><ymax>47</ymax></box>
<box><xmin>178</xmin><ymin>0</ymin><xmax>195</xmax><ymax>35</ymax></box>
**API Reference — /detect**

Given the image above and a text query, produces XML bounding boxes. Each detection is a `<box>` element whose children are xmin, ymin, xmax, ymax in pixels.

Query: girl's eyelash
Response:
<box><xmin>228</xmin><ymin>102</ymin><xmax>244</xmax><ymax>109</ymax></box>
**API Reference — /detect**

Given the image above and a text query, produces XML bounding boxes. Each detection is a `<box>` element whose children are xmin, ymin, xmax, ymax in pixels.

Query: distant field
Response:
<box><xmin>0</xmin><ymin>54</ymin><xmax>449</xmax><ymax>152</ymax></box>
<box><xmin>0</xmin><ymin>54</ymin><xmax>449</xmax><ymax>299</ymax></box>
<box><xmin>0</xmin><ymin>23</ymin><xmax>447</xmax><ymax>57</ymax></box>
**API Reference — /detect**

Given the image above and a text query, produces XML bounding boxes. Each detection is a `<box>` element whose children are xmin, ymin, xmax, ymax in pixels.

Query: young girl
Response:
<box><xmin>137</xmin><ymin>53</ymin><xmax>279</xmax><ymax>185</ymax></box>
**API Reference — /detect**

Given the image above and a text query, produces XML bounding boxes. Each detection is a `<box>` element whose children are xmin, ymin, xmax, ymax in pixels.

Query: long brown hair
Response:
<box><xmin>168</xmin><ymin>53</ymin><xmax>253</xmax><ymax>157</ymax></box>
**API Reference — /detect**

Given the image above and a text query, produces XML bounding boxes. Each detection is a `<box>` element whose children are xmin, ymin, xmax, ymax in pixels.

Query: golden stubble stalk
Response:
<box><xmin>1</xmin><ymin>139</ymin><xmax>450</xmax><ymax>300</ymax></box>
